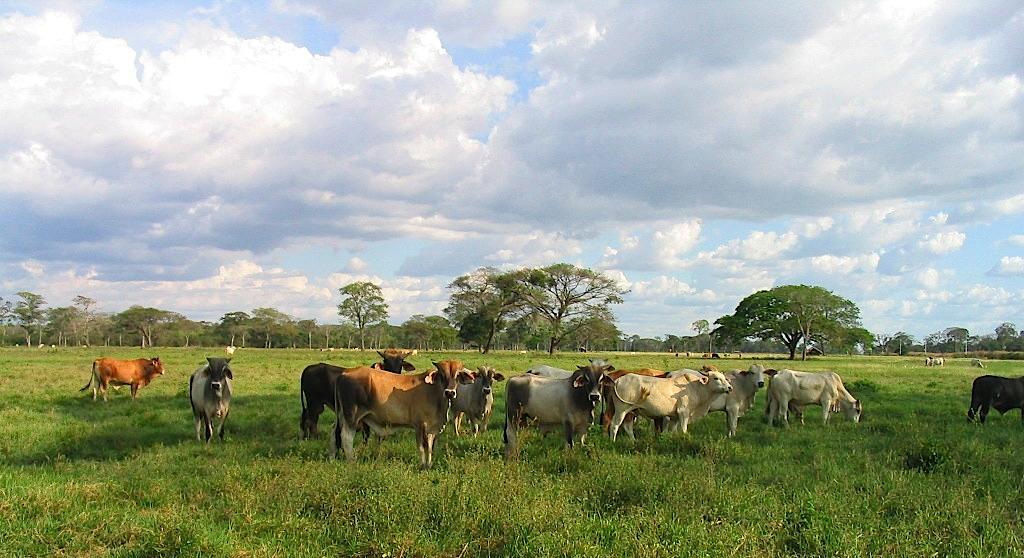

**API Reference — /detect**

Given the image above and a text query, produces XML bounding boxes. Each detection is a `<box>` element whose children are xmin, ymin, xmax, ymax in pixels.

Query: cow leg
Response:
<box><xmin>302</xmin><ymin>402</ymin><xmax>325</xmax><ymax>439</ymax></box>
<box><xmin>203</xmin><ymin>415</ymin><xmax>213</xmax><ymax>444</ymax></box>
<box><xmin>482</xmin><ymin>409</ymin><xmax>491</xmax><ymax>432</ymax></box>
<box><xmin>424</xmin><ymin>431</ymin><xmax>437</xmax><ymax>469</ymax></box>
<box><xmin>979</xmin><ymin>403</ymin><xmax>990</xmax><ymax>424</ymax></box>
<box><xmin>563</xmin><ymin>421</ymin><xmax>575</xmax><ymax>448</ymax></box>
<box><xmin>622</xmin><ymin>413</ymin><xmax>636</xmax><ymax>441</ymax></box>
<box><xmin>416</xmin><ymin>426</ymin><xmax>429</xmax><ymax>469</ymax></box>
<box><xmin>727</xmin><ymin>407</ymin><xmax>738</xmax><ymax>437</ymax></box>
<box><xmin>194</xmin><ymin>414</ymin><xmax>203</xmax><ymax>441</ymax></box>
<box><xmin>778</xmin><ymin>398</ymin><xmax>790</xmax><ymax>428</ymax></box>
<box><xmin>609</xmin><ymin>408</ymin><xmax>631</xmax><ymax>442</ymax></box>
<box><xmin>100</xmin><ymin>380</ymin><xmax>109</xmax><ymax>402</ymax></box>
<box><xmin>218</xmin><ymin>410</ymin><xmax>229</xmax><ymax>441</ymax></box>
<box><xmin>676</xmin><ymin>409</ymin><xmax>690</xmax><ymax>434</ymax></box>
<box><xmin>503</xmin><ymin>422</ymin><xmax>518</xmax><ymax>460</ymax></box>
<box><xmin>453</xmin><ymin>413</ymin><xmax>463</xmax><ymax>436</ymax></box>
<box><xmin>822</xmin><ymin>400</ymin><xmax>831</xmax><ymax>424</ymax></box>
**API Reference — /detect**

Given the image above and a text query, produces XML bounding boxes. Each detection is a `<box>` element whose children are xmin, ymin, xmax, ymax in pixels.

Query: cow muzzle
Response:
<box><xmin>482</xmin><ymin>387</ymin><xmax>492</xmax><ymax>395</ymax></box>
<box><xmin>211</xmin><ymin>381</ymin><xmax>222</xmax><ymax>391</ymax></box>
<box><xmin>757</xmin><ymin>381</ymin><xmax>765</xmax><ymax>388</ymax></box>
<box><xmin>444</xmin><ymin>389</ymin><xmax>457</xmax><ymax>399</ymax></box>
<box><xmin>589</xmin><ymin>393</ymin><xmax>601</xmax><ymax>403</ymax></box>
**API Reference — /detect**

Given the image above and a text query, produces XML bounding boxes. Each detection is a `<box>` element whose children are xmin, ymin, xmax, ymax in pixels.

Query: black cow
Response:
<box><xmin>967</xmin><ymin>375</ymin><xmax>1024</xmax><ymax>423</ymax></box>
<box><xmin>299</xmin><ymin>349</ymin><xmax>417</xmax><ymax>438</ymax></box>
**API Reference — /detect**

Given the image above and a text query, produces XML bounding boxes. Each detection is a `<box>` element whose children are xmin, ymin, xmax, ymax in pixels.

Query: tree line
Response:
<box><xmin>2</xmin><ymin>264</ymin><xmax>1019</xmax><ymax>358</ymax></box>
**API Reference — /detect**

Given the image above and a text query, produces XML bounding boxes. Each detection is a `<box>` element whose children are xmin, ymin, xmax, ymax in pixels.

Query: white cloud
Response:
<box><xmin>917</xmin><ymin>231</ymin><xmax>966</xmax><ymax>255</ymax></box>
<box><xmin>705</xmin><ymin>231</ymin><xmax>799</xmax><ymax>261</ymax></box>
<box><xmin>599</xmin><ymin>220</ymin><xmax>701</xmax><ymax>270</ymax></box>
<box><xmin>991</xmin><ymin>256</ymin><xmax>1024</xmax><ymax>276</ymax></box>
<box><xmin>1006</xmin><ymin>235</ymin><xmax>1024</xmax><ymax>247</ymax></box>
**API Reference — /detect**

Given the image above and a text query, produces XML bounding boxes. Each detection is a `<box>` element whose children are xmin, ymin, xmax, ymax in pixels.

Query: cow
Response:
<box><xmin>967</xmin><ymin>375</ymin><xmax>1024</xmax><ymax>423</ymax></box>
<box><xmin>525</xmin><ymin>364</ymin><xmax>573</xmax><ymax>379</ymax></box>
<box><xmin>79</xmin><ymin>357</ymin><xmax>165</xmax><ymax>401</ymax></box>
<box><xmin>329</xmin><ymin>360</ymin><xmax>475</xmax><ymax>468</ymax></box>
<box><xmin>971</xmin><ymin>358</ymin><xmax>986</xmax><ymax>368</ymax></box>
<box><xmin>370</xmin><ymin>349</ymin><xmax>417</xmax><ymax>373</ymax></box>
<box><xmin>189</xmin><ymin>357</ymin><xmax>234</xmax><ymax>443</ymax></box>
<box><xmin>451</xmin><ymin>366</ymin><xmax>506</xmax><ymax>436</ymax></box>
<box><xmin>766</xmin><ymin>369</ymin><xmax>862</xmax><ymax>427</ymax></box>
<box><xmin>300</xmin><ymin>349</ymin><xmax>417</xmax><ymax>439</ymax></box>
<box><xmin>608</xmin><ymin>370</ymin><xmax>733</xmax><ymax>440</ymax></box>
<box><xmin>504</xmin><ymin>362</ymin><xmax>614</xmax><ymax>459</ymax></box>
<box><xmin>225</xmin><ymin>345</ymin><xmax>236</xmax><ymax>355</ymax></box>
<box><xmin>925</xmin><ymin>356</ymin><xmax>945</xmax><ymax>367</ymax></box>
<box><xmin>599</xmin><ymin>368</ymin><xmax>667</xmax><ymax>433</ymax></box>
<box><xmin>686</xmin><ymin>364</ymin><xmax>771</xmax><ymax>436</ymax></box>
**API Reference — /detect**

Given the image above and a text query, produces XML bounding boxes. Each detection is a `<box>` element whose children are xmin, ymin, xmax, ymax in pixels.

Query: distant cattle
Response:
<box><xmin>608</xmin><ymin>369</ymin><xmax>733</xmax><ymax>439</ymax></box>
<box><xmin>80</xmin><ymin>357</ymin><xmax>165</xmax><ymax>401</ymax></box>
<box><xmin>504</xmin><ymin>362</ymin><xmax>613</xmax><ymax>459</ymax></box>
<box><xmin>330</xmin><ymin>360</ymin><xmax>474</xmax><ymax>468</ymax></box>
<box><xmin>300</xmin><ymin>349</ymin><xmax>416</xmax><ymax>439</ymax></box>
<box><xmin>189</xmin><ymin>358</ymin><xmax>234</xmax><ymax>443</ymax></box>
<box><xmin>967</xmin><ymin>375</ymin><xmax>1024</xmax><ymax>423</ymax></box>
<box><xmin>766</xmin><ymin>369</ymin><xmax>862</xmax><ymax>427</ymax></box>
<box><xmin>971</xmin><ymin>358</ymin><xmax>985</xmax><ymax>368</ymax></box>
<box><xmin>688</xmin><ymin>364</ymin><xmax>772</xmax><ymax>437</ymax></box>
<box><xmin>925</xmin><ymin>356</ymin><xmax>945</xmax><ymax>367</ymax></box>
<box><xmin>451</xmin><ymin>366</ymin><xmax>505</xmax><ymax>436</ymax></box>
<box><xmin>225</xmin><ymin>345</ymin><xmax>236</xmax><ymax>355</ymax></box>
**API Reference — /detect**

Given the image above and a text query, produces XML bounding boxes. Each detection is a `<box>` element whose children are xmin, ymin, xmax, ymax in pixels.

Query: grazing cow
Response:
<box><xmin>451</xmin><ymin>366</ymin><xmax>506</xmax><ymax>435</ymax></box>
<box><xmin>971</xmin><ymin>358</ymin><xmax>986</xmax><ymax>368</ymax></box>
<box><xmin>608</xmin><ymin>370</ymin><xmax>733</xmax><ymax>440</ymax></box>
<box><xmin>925</xmin><ymin>356</ymin><xmax>945</xmax><ymax>367</ymax></box>
<box><xmin>370</xmin><ymin>349</ymin><xmax>417</xmax><ymax>373</ymax></box>
<box><xmin>967</xmin><ymin>375</ymin><xmax>1024</xmax><ymax>423</ymax></box>
<box><xmin>504</xmin><ymin>362</ymin><xmax>614</xmax><ymax>459</ymax></box>
<box><xmin>189</xmin><ymin>358</ymin><xmax>234</xmax><ymax>443</ymax></box>
<box><xmin>225</xmin><ymin>345</ymin><xmax>236</xmax><ymax>355</ymax></box>
<box><xmin>687</xmin><ymin>364</ymin><xmax>770</xmax><ymax>436</ymax></box>
<box><xmin>766</xmin><ymin>369</ymin><xmax>862</xmax><ymax>427</ymax></box>
<box><xmin>80</xmin><ymin>357</ymin><xmax>165</xmax><ymax>401</ymax></box>
<box><xmin>525</xmin><ymin>364</ymin><xmax>573</xmax><ymax>379</ymax></box>
<box><xmin>300</xmin><ymin>350</ymin><xmax>417</xmax><ymax>439</ymax></box>
<box><xmin>330</xmin><ymin>360</ymin><xmax>474</xmax><ymax>468</ymax></box>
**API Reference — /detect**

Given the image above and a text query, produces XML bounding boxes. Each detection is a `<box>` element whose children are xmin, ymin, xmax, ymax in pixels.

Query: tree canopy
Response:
<box><xmin>338</xmin><ymin>281</ymin><xmax>389</xmax><ymax>350</ymax></box>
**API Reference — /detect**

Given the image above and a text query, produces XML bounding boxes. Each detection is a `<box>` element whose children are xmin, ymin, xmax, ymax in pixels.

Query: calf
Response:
<box><xmin>189</xmin><ymin>358</ymin><xmax>234</xmax><ymax>443</ymax></box>
<box><xmin>330</xmin><ymin>360</ymin><xmax>474</xmax><ymax>468</ymax></box>
<box><xmin>80</xmin><ymin>357</ymin><xmax>165</xmax><ymax>401</ymax></box>
<box><xmin>766</xmin><ymin>369</ymin><xmax>862</xmax><ymax>427</ymax></box>
<box><xmin>687</xmin><ymin>364</ymin><xmax>770</xmax><ymax>436</ymax></box>
<box><xmin>504</xmin><ymin>362</ymin><xmax>613</xmax><ymax>459</ymax></box>
<box><xmin>967</xmin><ymin>375</ymin><xmax>1024</xmax><ymax>423</ymax></box>
<box><xmin>609</xmin><ymin>370</ymin><xmax>733</xmax><ymax>440</ymax></box>
<box><xmin>300</xmin><ymin>349</ymin><xmax>416</xmax><ymax>439</ymax></box>
<box><xmin>599</xmin><ymin>368</ymin><xmax>667</xmax><ymax>433</ymax></box>
<box><xmin>451</xmin><ymin>366</ymin><xmax>506</xmax><ymax>435</ymax></box>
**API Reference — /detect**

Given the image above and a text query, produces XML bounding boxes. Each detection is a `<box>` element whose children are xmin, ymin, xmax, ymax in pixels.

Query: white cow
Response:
<box><xmin>766</xmin><ymin>369</ymin><xmax>861</xmax><ymax>427</ymax></box>
<box><xmin>971</xmin><ymin>358</ymin><xmax>985</xmax><ymax>368</ymax></box>
<box><xmin>608</xmin><ymin>370</ymin><xmax>733</xmax><ymax>440</ymax></box>
<box><xmin>525</xmin><ymin>364</ymin><xmax>573</xmax><ymax>379</ymax></box>
<box><xmin>685</xmin><ymin>364</ymin><xmax>771</xmax><ymax>437</ymax></box>
<box><xmin>925</xmin><ymin>356</ymin><xmax>944</xmax><ymax>367</ymax></box>
<box><xmin>225</xmin><ymin>345</ymin><xmax>236</xmax><ymax>355</ymax></box>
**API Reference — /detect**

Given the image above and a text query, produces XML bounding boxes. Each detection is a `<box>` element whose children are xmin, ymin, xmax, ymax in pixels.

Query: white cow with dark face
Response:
<box><xmin>685</xmin><ymin>364</ymin><xmax>771</xmax><ymax>437</ymax></box>
<box><xmin>189</xmin><ymin>357</ymin><xmax>234</xmax><ymax>443</ymax></box>
<box><xmin>451</xmin><ymin>366</ymin><xmax>506</xmax><ymax>436</ymax></box>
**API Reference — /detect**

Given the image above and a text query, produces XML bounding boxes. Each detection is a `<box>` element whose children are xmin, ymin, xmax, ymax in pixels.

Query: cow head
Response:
<box><xmin>699</xmin><ymin>370</ymin><xmax>733</xmax><ymax>394</ymax></box>
<box><xmin>475</xmin><ymin>366</ymin><xmax>506</xmax><ymax>396</ymax></box>
<box><xmin>377</xmin><ymin>349</ymin><xmax>417</xmax><ymax>373</ymax></box>
<box><xmin>205</xmin><ymin>357</ymin><xmax>233</xmax><ymax>397</ymax></box>
<box><xmin>147</xmin><ymin>357</ymin><xmax>166</xmax><ymax>378</ymax></box>
<box><xmin>572</xmin><ymin>362</ymin><xmax>615</xmax><ymax>406</ymax></box>
<box><xmin>426</xmin><ymin>360</ymin><xmax>475</xmax><ymax>399</ymax></box>
<box><xmin>742</xmin><ymin>364</ymin><xmax>767</xmax><ymax>388</ymax></box>
<box><xmin>840</xmin><ymin>398</ymin><xmax>862</xmax><ymax>423</ymax></box>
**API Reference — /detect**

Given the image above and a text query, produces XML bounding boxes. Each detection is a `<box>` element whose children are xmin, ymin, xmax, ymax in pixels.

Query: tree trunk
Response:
<box><xmin>358</xmin><ymin>327</ymin><xmax>365</xmax><ymax>351</ymax></box>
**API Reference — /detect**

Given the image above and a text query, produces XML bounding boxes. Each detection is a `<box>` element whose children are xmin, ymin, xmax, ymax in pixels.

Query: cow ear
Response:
<box><xmin>457</xmin><ymin>370</ymin><xmax>476</xmax><ymax>384</ymax></box>
<box><xmin>206</xmin><ymin>357</ymin><xmax>215</xmax><ymax>366</ymax></box>
<box><xmin>740</xmin><ymin>370</ymin><xmax>751</xmax><ymax>376</ymax></box>
<box><xmin>699</xmin><ymin>375</ymin><xmax>709</xmax><ymax>385</ymax></box>
<box><xmin>573</xmin><ymin>375</ymin><xmax>587</xmax><ymax>388</ymax></box>
<box><xmin>225</xmin><ymin>367</ymin><xmax>233</xmax><ymax>380</ymax></box>
<box><xmin>152</xmin><ymin>357</ymin><xmax>160</xmax><ymax>362</ymax></box>
<box><xmin>371</xmin><ymin>362</ymin><xmax>382</xmax><ymax>369</ymax></box>
<box><xmin>599</xmin><ymin>375</ymin><xmax>615</xmax><ymax>387</ymax></box>
<box><xmin>402</xmin><ymin>361</ymin><xmax>416</xmax><ymax>371</ymax></box>
<box><xmin>493</xmin><ymin>372</ymin><xmax>506</xmax><ymax>381</ymax></box>
<box><xmin>603</xmin><ymin>364</ymin><xmax>615</xmax><ymax>373</ymax></box>
<box><xmin>764</xmin><ymin>369</ymin><xmax>778</xmax><ymax>376</ymax></box>
<box><xmin>424</xmin><ymin>370</ymin><xmax>437</xmax><ymax>384</ymax></box>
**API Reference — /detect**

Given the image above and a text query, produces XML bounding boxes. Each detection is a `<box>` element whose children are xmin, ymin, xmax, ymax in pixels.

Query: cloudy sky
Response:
<box><xmin>1</xmin><ymin>1</ymin><xmax>1023</xmax><ymax>340</ymax></box>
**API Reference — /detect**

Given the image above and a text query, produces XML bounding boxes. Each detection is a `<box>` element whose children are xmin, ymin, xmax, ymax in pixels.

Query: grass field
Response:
<box><xmin>1</xmin><ymin>347</ymin><xmax>1023</xmax><ymax>557</ymax></box>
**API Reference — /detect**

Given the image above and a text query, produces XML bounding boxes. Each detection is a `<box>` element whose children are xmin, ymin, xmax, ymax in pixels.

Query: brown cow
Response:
<box><xmin>80</xmin><ymin>357</ymin><xmax>165</xmax><ymax>401</ymax></box>
<box><xmin>600</xmin><ymin>368</ymin><xmax>667</xmax><ymax>433</ymax></box>
<box><xmin>330</xmin><ymin>359</ymin><xmax>474</xmax><ymax>468</ymax></box>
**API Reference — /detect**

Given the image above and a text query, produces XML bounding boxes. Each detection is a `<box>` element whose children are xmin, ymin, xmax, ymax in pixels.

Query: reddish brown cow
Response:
<box><xmin>80</xmin><ymin>357</ymin><xmax>165</xmax><ymax>401</ymax></box>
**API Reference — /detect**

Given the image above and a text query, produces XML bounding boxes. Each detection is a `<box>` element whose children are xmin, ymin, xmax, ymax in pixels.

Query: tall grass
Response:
<box><xmin>1</xmin><ymin>348</ymin><xmax>1022</xmax><ymax>557</ymax></box>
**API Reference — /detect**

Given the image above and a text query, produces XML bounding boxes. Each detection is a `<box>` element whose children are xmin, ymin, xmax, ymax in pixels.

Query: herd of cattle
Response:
<box><xmin>78</xmin><ymin>349</ymin><xmax>1023</xmax><ymax>468</ymax></box>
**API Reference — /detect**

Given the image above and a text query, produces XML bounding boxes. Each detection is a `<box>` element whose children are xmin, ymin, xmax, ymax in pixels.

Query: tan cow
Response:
<box><xmin>608</xmin><ymin>370</ymin><xmax>733</xmax><ymax>439</ymax></box>
<box><xmin>329</xmin><ymin>359</ymin><xmax>474</xmax><ymax>468</ymax></box>
<box><xmin>80</xmin><ymin>357</ymin><xmax>165</xmax><ymax>401</ymax></box>
<box><xmin>766</xmin><ymin>369</ymin><xmax>862</xmax><ymax>427</ymax></box>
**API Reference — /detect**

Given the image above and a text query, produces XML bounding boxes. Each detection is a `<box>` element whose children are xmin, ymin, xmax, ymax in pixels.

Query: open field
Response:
<box><xmin>1</xmin><ymin>348</ymin><xmax>1023</xmax><ymax>557</ymax></box>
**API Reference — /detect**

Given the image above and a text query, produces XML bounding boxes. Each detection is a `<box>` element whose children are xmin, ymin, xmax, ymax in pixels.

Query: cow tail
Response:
<box><xmin>188</xmin><ymin>374</ymin><xmax>196</xmax><ymax>416</ymax></box>
<box><xmin>80</xmin><ymin>361</ymin><xmax>96</xmax><ymax>392</ymax></box>
<box><xmin>332</xmin><ymin>374</ymin><xmax>344</xmax><ymax>458</ymax></box>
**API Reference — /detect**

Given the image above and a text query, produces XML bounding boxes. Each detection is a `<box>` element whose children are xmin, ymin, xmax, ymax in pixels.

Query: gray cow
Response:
<box><xmin>189</xmin><ymin>357</ymin><xmax>234</xmax><ymax>443</ymax></box>
<box><xmin>680</xmin><ymin>364</ymin><xmax>770</xmax><ymax>436</ymax></box>
<box><xmin>451</xmin><ymin>366</ymin><xmax>506</xmax><ymax>436</ymax></box>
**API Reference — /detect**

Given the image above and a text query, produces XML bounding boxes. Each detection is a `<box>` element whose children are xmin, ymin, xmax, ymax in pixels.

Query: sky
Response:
<box><xmin>1</xmin><ymin>0</ymin><xmax>1023</xmax><ymax>341</ymax></box>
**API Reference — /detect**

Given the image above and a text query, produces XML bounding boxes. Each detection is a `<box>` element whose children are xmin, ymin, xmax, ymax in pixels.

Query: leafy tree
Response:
<box><xmin>564</xmin><ymin>307</ymin><xmax>621</xmax><ymax>351</ymax></box>
<box><xmin>14</xmin><ymin>291</ymin><xmax>47</xmax><ymax>346</ymax></box>
<box><xmin>518</xmin><ymin>264</ymin><xmax>627</xmax><ymax>354</ymax></box>
<box><xmin>445</xmin><ymin>267</ymin><xmax>525</xmax><ymax>353</ymax></box>
<box><xmin>296</xmin><ymin>319</ymin><xmax>318</xmax><ymax>349</ymax></box>
<box><xmin>691</xmin><ymin>319</ymin><xmax>711</xmax><ymax>352</ymax></box>
<box><xmin>943</xmin><ymin>327</ymin><xmax>969</xmax><ymax>352</ymax></box>
<box><xmin>218</xmin><ymin>311</ymin><xmax>252</xmax><ymax>347</ymax></box>
<box><xmin>250</xmin><ymin>307</ymin><xmax>294</xmax><ymax>348</ymax></box>
<box><xmin>72</xmin><ymin>295</ymin><xmax>97</xmax><ymax>345</ymax></box>
<box><xmin>337</xmin><ymin>282</ymin><xmax>389</xmax><ymax>351</ymax></box>
<box><xmin>113</xmin><ymin>306</ymin><xmax>183</xmax><ymax>347</ymax></box>
<box><xmin>46</xmin><ymin>306</ymin><xmax>81</xmax><ymax>346</ymax></box>
<box><xmin>0</xmin><ymin>296</ymin><xmax>13</xmax><ymax>345</ymax></box>
<box><xmin>716</xmin><ymin>285</ymin><xmax>862</xmax><ymax>360</ymax></box>
<box><xmin>995</xmin><ymin>322</ymin><xmax>1017</xmax><ymax>349</ymax></box>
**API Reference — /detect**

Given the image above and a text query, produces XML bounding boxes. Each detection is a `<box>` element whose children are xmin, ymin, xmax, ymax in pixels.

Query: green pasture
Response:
<box><xmin>1</xmin><ymin>347</ymin><xmax>1022</xmax><ymax>557</ymax></box>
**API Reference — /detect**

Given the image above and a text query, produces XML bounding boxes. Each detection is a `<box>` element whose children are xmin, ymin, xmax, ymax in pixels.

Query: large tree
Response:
<box><xmin>113</xmin><ymin>306</ymin><xmax>183</xmax><ymax>347</ymax></box>
<box><xmin>13</xmin><ymin>291</ymin><xmax>47</xmax><ymax>346</ymax></box>
<box><xmin>0</xmin><ymin>296</ymin><xmax>13</xmax><ymax>344</ymax></box>
<box><xmin>518</xmin><ymin>263</ymin><xmax>627</xmax><ymax>354</ymax></box>
<box><xmin>691</xmin><ymin>319</ymin><xmax>711</xmax><ymax>353</ymax></box>
<box><xmin>338</xmin><ymin>281</ymin><xmax>389</xmax><ymax>351</ymax></box>
<box><xmin>445</xmin><ymin>267</ymin><xmax>525</xmax><ymax>353</ymax></box>
<box><xmin>250</xmin><ymin>307</ymin><xmax>294</xmax><ymax>348</ymax></box>
<box><xmin>218</xmin><ymin>311</ymin><xmax>252</xmax><ymax>347</ymax></box>
<box><xmin>72</xmin><ymin>295</ymin><xmax>97</xmax><ymax>346</ymax></box>
<box><xmin>715</xmin><ymin>285</ymin><xmax>862</xmax><ymax>360</ymax></box>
